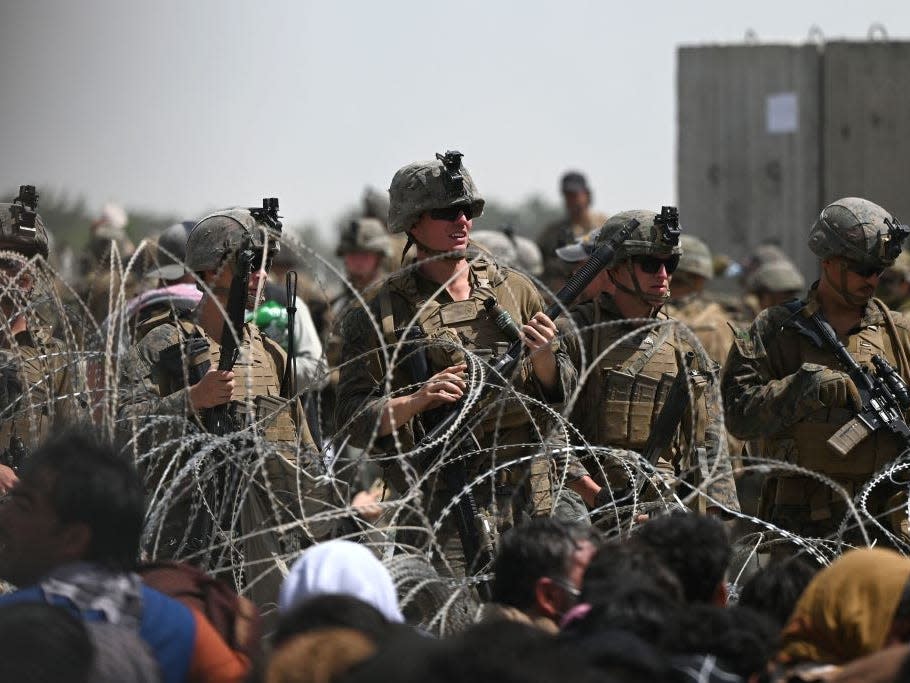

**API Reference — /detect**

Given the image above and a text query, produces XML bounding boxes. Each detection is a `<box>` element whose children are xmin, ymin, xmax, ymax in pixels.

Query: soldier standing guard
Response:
<box><xmin>723</xmin><ymin>197</ymin><xmax>910</xmax><ymax>545</ymax></box>
<box><xmin>335</xmin><ymin>151</ymin><xmax>591</xmax><ymax>578</ymax></box>
<box><xmin>555</xmin><ymin>211</ymin><xmax>740</xmax><ymax>518</ymax></box>
<box><xmin>118</xmin><ymin>204</ymin><xmax>325</xmax><ymax>607</ymax></box>
<box><xmin>0</xmin><ymin>186</ymin><xmax>82</xmax><ymax>494</ymax></box>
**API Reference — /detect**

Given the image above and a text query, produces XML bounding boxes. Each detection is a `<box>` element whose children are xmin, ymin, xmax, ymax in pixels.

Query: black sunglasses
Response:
<box><xmin>429</xmin><ymin>204</ymin><xmax>474</xmax><ymax>222</ymax></box>
<box><xmin>845</xmin><ymin>261</ymin><xmax>885</xmax><ymax>278</ymax></box>
<box><xmin>633</xmin><ymin>254</ymin><xmax>680</xmax><ymax>275</ymax></box>
<box><xmin>251</xmin><ymin>250</ymin><xmax>274</xmax><ymax>271</ymax></box>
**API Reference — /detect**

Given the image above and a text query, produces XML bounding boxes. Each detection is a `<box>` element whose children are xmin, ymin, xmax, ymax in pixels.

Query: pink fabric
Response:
<box><xmin>559</xmin><ymin>602</ymin><xmax>591</xmax><ymax>630</ymax></box>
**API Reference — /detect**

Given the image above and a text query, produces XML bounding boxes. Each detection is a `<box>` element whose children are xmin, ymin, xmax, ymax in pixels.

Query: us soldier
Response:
<box><xmin>746</xmin><ymin>258</ymin><xmax>806</xmax><ymax>312</ymax></box>
<box><xmin>0</xmin><ymin>187</ymin><xmax>83</xmax><ymax>493</ymax></box>
<box><xmin>118</xmin><ymin>205</ymin><xmax>326</xmax><ymax>607</ymax></box>
<box><xmin>471</xmin><ymin>228</ymin><xmax>544</xmax><ymax>280</ymax></box>
<box><xmin>723</xmin><ymin>197</ymin><xmax>910</xmax><ymax>544</ymax></box>
<box><xmin>537</xmin><ymin>171</ymin><xmax>608</xmax><ymax>292</ymax></box>
<box><xmin>878</xmin><ymin>251</ymin><xmax>910</xmax><ymax>313</ymax></box>
<box><xmin>555</xmin><ymin>211</ymin><xmax>740</xmax><ymax>517</ymax></box>
<box><xmin>335</xmin><ymin>151</ymin><xmax>592</xmax><ymax>577</ymax></box>
<box><xmin>665</xmin><ymin>234</ymin><xmax>736</xmax><ymax>368</ymax></box>
<box><xmin>322</xmin><ymin>218</ymin><xmax>392</xmax><ymax>512</ymax></box>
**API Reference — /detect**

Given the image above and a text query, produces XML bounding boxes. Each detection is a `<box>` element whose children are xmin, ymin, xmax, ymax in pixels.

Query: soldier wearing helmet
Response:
<box><xmin>336</xmin><ymin>151</ymin><xmax>584</xmax><ymax>579</ymax></box>
<box><xmin>471</xmin><ymin>228</ymin><xmax>544</xmax><ymax>279</ymax></box>
<box><xmin>119</xmin><ymin>204</ymin><xmax>327</xmax><ymax>607</ymax></box>
<box><xmin>555</xmin><ymin>210</ymin><xmax>739</xmax><ymax>517</ymax></box>
<box><xmin>877</xmin><ymin>250</ymin><xmax>910</xmax><ymax>313</ymax></box>
<box><xmin>746</xmin><ymin>258</ymin><xmax>806</xmax><ymax>311</ymax></box>
<box><xmin>723</xmin><ymin>197</ymin><xmax>910</xmax><ymax>545</ymax></box>
<box><xmin>0</xmin><ymin>186</ymin><xmax>82</xmax><ymax>494</ymax></box>
<box><xmin>665</xmin><ymin>234</ymin><xmax>736</xmax><ymax>368</ymax></box>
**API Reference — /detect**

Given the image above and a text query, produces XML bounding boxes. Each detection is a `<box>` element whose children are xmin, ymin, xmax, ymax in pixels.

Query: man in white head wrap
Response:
<box><xmin>279</xmin><ymin>540</ymin><xmax>405</xmax><ymax>623</ymax></box>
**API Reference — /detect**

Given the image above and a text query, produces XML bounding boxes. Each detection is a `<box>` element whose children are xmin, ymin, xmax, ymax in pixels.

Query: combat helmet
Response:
<box><xmin>0</xmin><ymin>185</ymin><xmax>49</xmax><ymax>259</ymax></box>
<box><xmin>185</xmin><ymin>202</ymin><xmax>282</xmax><ymax>273</ymax></box>
<box><xmin>337</xmin><ymin>217</ymin><xmax>391</xmax><ymax>258</ymax></box>
<box><xmin>555</xmin><ymin>208</ymin><xmax>683</xmax><ymax>268</ymax></box>
<box><xmin>593</xmin><ymin>208</ymin><xmax>682</xmax><ymax>267</ymax></box>
<box><xmin>748</xmin><ymin>259</ymin><xmax>805</xmax><ymax>294</ymax></box>
<box><xmin>677</xmin><ymin>234</ymin><xmax>713</xmax><ymax>279</ymax></box>
<box><xmin>388</xmin><ymin>150</ymin><xmax>485</xmax><ymax>234</ymax></box>
<box><xmin>808</xmin><ymin>197</ymin><xmax>908</xmax><ymax>270</ymax></box>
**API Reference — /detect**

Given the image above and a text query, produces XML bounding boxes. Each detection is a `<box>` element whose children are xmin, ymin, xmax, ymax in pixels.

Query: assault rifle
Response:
<box><xmin>204</xmin><ymin>234</ymin><xmax>254</xmax><ymax>435</ymax></box>
<box><xmin>789</xmin><ymin>306</ymin><xmax>910</xmax><ymax>456</ymax></box>
<box><xmin>204</xmin><ymin>197</ymin><xmax>283</xmax><ymax>435</ymax></box>
<box><xmin>413</xmin><ymin>219</ymin><xmax>638</xmax><ymax>584</ymax></box>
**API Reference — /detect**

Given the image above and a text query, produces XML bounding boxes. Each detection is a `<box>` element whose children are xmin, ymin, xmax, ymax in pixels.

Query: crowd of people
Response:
<box><xmin>1</xmin><ymin>148</ymin><xmax>910</xmax><ymax>681</ymax></box>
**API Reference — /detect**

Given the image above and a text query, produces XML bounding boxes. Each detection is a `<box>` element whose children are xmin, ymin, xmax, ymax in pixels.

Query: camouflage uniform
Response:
<box><xmin>723</xmin><ymin>198</ymin><xmax>910</xmax><ymax>541</ymax></box>
<box><xmin>556</xmin><ymin>212</ymin><xmax>740</xmax><ymax>515</ymax></box>
<box><xmin>335</xmin><ymin>153</ymin><xmax>577</xmax><ymax>576</ymax></box>
<box><xmin>322</xmin><ymin>218</ymin><xmax>391</xmax><ymax>493</ymax></box>
<box><xmin>0</xmin><ymin>190</ymin><xmax>83</xmax><ymax>473</ymax></box>
<box><xmin>666</xmin><ymin>235</ymin><xmax>736</xmax><ymax>368</ymax></box>
<box><xmin>118</xmin><ymin>207</ymin><xmax>325</xmax><ymax>607</ymax></box>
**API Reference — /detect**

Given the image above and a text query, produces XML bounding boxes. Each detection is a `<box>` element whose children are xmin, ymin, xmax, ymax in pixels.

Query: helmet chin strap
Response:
<box><xmin>407</xmin><ymin>231</ymin><xmax>465</xmax><ymax>261</ymax></box>
<box><xmin>609</xmin><ymin>261</ymin><xmax>670</xmax><ymax>316</ymax></box>
<box><xmin>824</xmin><ymin>261</ymin><xmax>870</xmax><ymax>308</ymax></box>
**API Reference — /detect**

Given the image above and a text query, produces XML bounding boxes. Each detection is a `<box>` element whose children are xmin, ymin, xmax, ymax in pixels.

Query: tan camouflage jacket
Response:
<box><xmin>0</xmin><ymin>324</ymin><xmax>82</xmax><ymax>460</ymax></box>
<box><xmin>666</xmin><ymin>293</ymin><xmax>736</xmax><ymax>369</ymax></box>
<box><xmin>558</xmin><ymin>293</ymin><xmax>740</xmax><ymax>512</ymax></box>
<box><xmin>335</xmin><ymin>256</ymin><xmax>575</xmax><ymax>452</ymax></box>
<box><xmin>722</xmin><ymin>285</ymin><xmax>910</xmax><ymax>481</ymax></box>
<box><xmin>118</xmin><ymin>313</ymin><xmax>315</xmax><ymax>450</ymax></box>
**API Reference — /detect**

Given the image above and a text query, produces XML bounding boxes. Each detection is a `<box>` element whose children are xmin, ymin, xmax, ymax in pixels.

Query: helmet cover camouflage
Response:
<box><xmin>388</xmin><ymin>151</ymin><xmax>485</xmax><ymax>234</ymax></box>
<box><xmin>748</xmin><ymin>259</ymin><xmax>806</xmax><ymax>293</ymax></box>
<box><xmin>185</xmin><ymin>208</ymin><xmax>281</xmax><ymax>272</ymax></box>
<box><xmin>593</xmin><ymin>209</ymin><xmax>683</xmax><ymax>268</ymax></box>
<box><xmin>808</xmin><ymin>197</ymin><xmax>908</xmax><ymax>269</ymax></box>
<box><xmin>677</xmin><ymin>234</ymin><xmax>714</xmax><ymax>279</ymax></box>
<box><xmin>337</xmin><ymin>217</ymin><xmax>391</xmax><ymax>257</ymax></box>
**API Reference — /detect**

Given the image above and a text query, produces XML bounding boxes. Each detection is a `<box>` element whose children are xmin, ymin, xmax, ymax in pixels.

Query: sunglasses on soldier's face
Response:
<box><xmin>429</xmin><ymin>205</ymin><xmax>474</xmax><ymax>222</ymax></box>
<box><xmin>844</xmin><ymin>261</ymin><xmax>885</xmax><ymax>278</ymax></box>
<box><xmin>633</xmin><ymin>254</ymin><xmax>680</xmax><ymax>275</ymax></box>
<box><xmin>251</xmin><ymin>251</ymin><xmax>273</xmax><ymax>271</ymax></box>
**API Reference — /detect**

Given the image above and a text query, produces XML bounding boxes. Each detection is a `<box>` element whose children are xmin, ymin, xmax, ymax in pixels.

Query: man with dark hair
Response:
<box><xmin>0</xmin><ymin>427</ymin><xmax>248</xmax><ymax>683</ymax></box>
<box><xmin>537</xmin><ymin>170</ymin><xmax>609</xmax><ymax>292</ymax></box>
<box><xmin>631</xmin><ymin>511</ymin><xmax>731</xmax><ymax>605</ymax></box>
<box><xmin>738</xmin><ymin>557</ymin><xmax>817</xmax><ymax>628</ymax></box>
<box><xmin>481</xmin><ymin>518</ymin><xmax>597</xmax><ymax>631</ymax></box>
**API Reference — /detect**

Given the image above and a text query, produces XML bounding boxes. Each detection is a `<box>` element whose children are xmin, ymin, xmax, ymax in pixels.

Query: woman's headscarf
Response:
<box><xmin>778</xmin><ymin>548</ymin><xmax>910</xmax><ymax>665</ymax></box>
<box><xmin>278</xmin><ymin>540</ymin><xmax>405</xmax><ymax>623</ymax></box>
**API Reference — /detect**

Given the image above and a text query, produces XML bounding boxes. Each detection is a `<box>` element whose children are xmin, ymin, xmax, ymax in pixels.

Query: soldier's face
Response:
<box><xmin>206</xmin><ymin>259</ymin><xmax>269</xmax><ymax>310</ymax></box>
<box><xmin>344</xmin><ymin>251</ymin><xmax>382</xmax><ymax>280</ymax></box>
<box><xmin>0</xmin><ymin>259</ymin><xmax>33</xmax><ymax>316</ymax></box>
<box><xmin>618</xmin><ymin>257</ymin><xmax>673</xmax><ymax>295</ymax></box>
<box><xmin>823</xmin><ymin>257</ymin><xmax>882</xmax><ymax>304</ymax></box>
<box><xmin>411</xmin><ymin>208</ymin><xmax>472</xmax><ymax>254</ymax></box>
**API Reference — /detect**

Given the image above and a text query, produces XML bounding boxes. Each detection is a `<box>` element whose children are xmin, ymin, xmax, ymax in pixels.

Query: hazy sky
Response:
<box><xmin>1</xmin><ymin>0</ymin><xmax>907</xmax><ymax>237</ymax></box>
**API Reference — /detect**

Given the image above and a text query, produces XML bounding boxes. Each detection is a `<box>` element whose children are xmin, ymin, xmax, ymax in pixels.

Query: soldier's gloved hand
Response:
<box><xmin>799</xmin><ymin>363</ymin><xmax>861</xmax><ymax>410</ymax></box>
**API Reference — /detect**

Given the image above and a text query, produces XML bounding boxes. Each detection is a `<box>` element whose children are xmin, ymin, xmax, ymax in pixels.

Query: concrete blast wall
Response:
<box><xmin>678</xmin><ymin>40</ymin><xmax>910</xmax><ymax>279</ymax></box>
